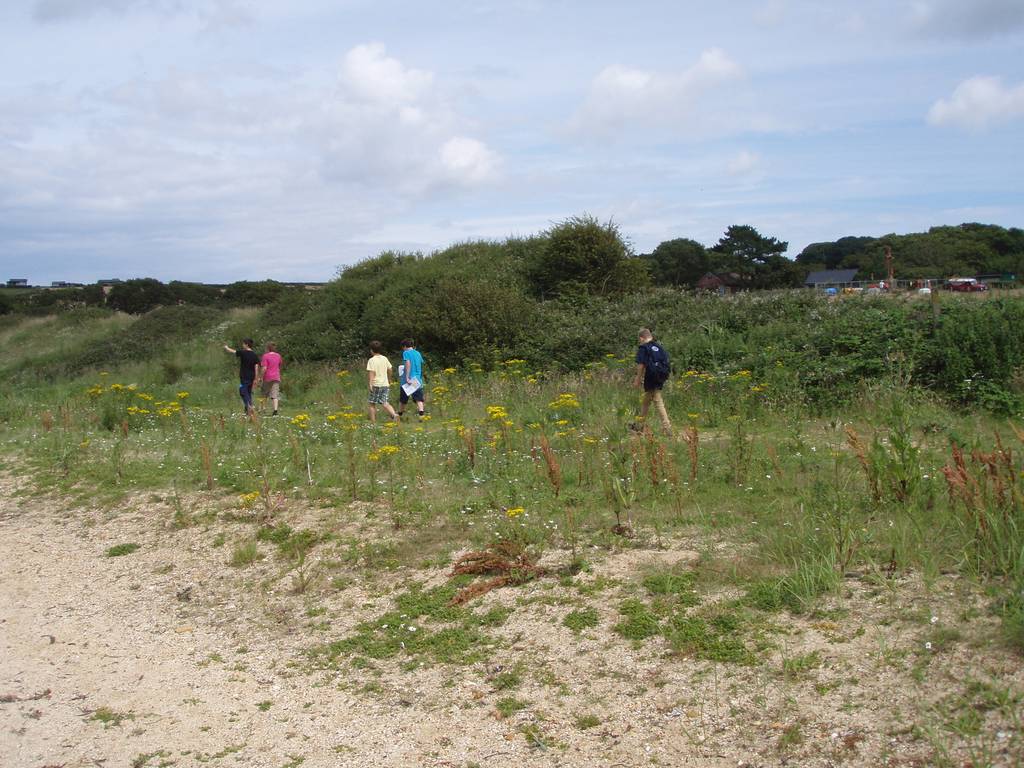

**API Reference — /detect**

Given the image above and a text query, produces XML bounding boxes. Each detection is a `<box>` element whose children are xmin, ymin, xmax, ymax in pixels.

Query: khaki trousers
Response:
<box><xmin>640</xmin><ymin>389</ymin><xmax>673</xmax><ymax>435</ymax></box>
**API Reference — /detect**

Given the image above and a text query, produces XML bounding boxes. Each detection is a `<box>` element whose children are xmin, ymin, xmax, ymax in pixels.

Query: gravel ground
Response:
<box><xmin>2</xmin><ymin>473</ymin><xmax>1021</xmax><ymax>768</ymax></box>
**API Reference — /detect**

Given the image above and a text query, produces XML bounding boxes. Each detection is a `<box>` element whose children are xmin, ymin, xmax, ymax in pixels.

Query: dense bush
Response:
<box><xmin>525</xmin><ymin>215</ymin><xmax>647</xmax><ymax>298</ymax></box>
<box><xmin>222</xmin><ymin>280</ymin><xmax>292</xmax><ymax>307</ymax></box>
<box><xmin>919</xmin><ymin>299</ymin><xmax>1024</xmax><ymax>410</ymax></box>
<box><xmin>106</xmin><ymin>278</ymin><xmax>173</xmax><ymax>314</ymax></box>
<box><xmin>248</xmin><ymin>233</ymin><xmax>1024</xmax><ymax>412</ymax></box>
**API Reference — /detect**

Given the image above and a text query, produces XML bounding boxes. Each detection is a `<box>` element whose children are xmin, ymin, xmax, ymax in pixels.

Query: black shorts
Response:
<box><xmin>400</xmin><ymin>386</ymin><xmax>424</xmax><ymax>404</ymax></box>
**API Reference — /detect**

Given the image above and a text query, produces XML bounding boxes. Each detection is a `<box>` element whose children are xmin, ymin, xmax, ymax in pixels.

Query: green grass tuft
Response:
<box><xmin>105</xmin><ymin>542</ymin><xmax>140</xmax><ymax>557</ymax></box>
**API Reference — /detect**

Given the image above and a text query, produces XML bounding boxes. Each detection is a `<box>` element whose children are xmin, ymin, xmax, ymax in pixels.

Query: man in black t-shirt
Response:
<box><xmin>223</xmin><ymin>338</ymin><xmax>260</xmax><ymax>418</ymax></box>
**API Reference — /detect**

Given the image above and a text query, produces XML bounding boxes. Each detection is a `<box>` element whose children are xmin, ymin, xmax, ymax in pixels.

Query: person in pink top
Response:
<box><xmin>258</xmin><ymin>342</ymin><xmax>283</xmax><ymax>416</ymax></box>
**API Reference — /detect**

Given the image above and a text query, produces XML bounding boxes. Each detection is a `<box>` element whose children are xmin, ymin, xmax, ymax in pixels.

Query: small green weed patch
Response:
<box><xmin>613</xmin><ymin>599</ymin><xmax>661</xmax><ymax>641</ymax></box>
<box><xmin>563</xmin><ymin>606</ymin><xmax>600</xmax><ymax>634</ymax></box>
<box><xmin>664</xmin><ymin>614</ymin><xmax>755</xmax><ymax>664</ymax></box>
<box><xmin>89</xmin><ymin>706</ymin><xmax>134</xmax><ymax>727</ymax></box>
<box><xmin>105</xmin><ymin>542</ymin><xmax>140</xmax><ymax>557</ymax></box>
<box><xmin>310</xmin><ymin>583</ymin><xmax>501</xmax><ymax>667</ymax></box>
<box><xmin>496</xmin><ymin>696</ymin><xmax>527</xmax><ymax>717</ymax></box>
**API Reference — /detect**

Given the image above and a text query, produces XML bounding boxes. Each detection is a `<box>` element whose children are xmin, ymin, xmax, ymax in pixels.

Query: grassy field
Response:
<box><xmin>1</xmin><ymin>306</ymin><xmax>1022</xmax><ymax>767</ymax></box>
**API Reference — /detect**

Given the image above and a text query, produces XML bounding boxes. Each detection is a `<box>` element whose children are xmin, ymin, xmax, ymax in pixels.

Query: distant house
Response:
<box><xmin>6</xmin><ymin>278</ymin><xmax>29</xmax><ymax>288</ymax></box>
<box><xmin>97</xmin><ymin>278</ymin><xmax>123</xmax><ymax>295</ymax></box>
<box><xmin>50</xmin><ymin>281</ymin><xmax>84</xmax><ymax>288</ymax></box>
<box><xmin>696</xmin><ymin>272</ymin><xmax>748</xmax><ymax>294</ymax></box>
<box><xmin>805</xmin><ymin>269</ymin><xmax>858</xmax><ymax>289</ymax></box>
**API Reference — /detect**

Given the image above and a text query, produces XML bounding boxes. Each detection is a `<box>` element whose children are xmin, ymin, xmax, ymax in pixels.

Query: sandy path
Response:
<box><xmin>0</xmin><ymin>481</ymin><xmax>734</xmax><ymax>768</ymax></box>
<box><xmin>3</xmin><ymin>474</ymin><xmax>1022</xmax><ymax>768</ymax></box>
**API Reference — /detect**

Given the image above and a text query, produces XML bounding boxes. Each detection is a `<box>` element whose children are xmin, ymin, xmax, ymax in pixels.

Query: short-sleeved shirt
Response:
<box><xmin>261</xmin><ymin>351</ymin><xmax>282</xmax><ymax>382</ymax></box>
<box><xmin>636</xmin><ymin>341</ymin><xmax>665</xmax><ymax>391</ymax></box>
<box><xmin>401</xmin><ymin>348</ymin><xmax>423</xmax><ymax>385</ymax></box>
<box><xmin>366</xmin><ymin>354</ymin><xmax>392</xmax><ymax>387</ymax></box>
<box><xmin>236</xmin><ymin>349</ymin><xmax>260</xmax><ymax>384</ymax></box>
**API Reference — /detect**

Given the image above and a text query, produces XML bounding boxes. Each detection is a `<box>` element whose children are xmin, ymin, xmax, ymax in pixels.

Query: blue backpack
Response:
<box><xmin>646</xmin><ymin>343</ymin><xmax>671</xmax><ymax>384</ymax></box>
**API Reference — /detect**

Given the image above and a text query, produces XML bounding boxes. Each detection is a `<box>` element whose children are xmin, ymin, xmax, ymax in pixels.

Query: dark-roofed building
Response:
<box><xmin>696</xmin><ymin>272</ymin><xmax>748</xmax><ymax>294</ymax></box>
<box><xmin>805</xmin><ymin>269</ymin><xmax>858</xmax><ymax>289</ymax></box>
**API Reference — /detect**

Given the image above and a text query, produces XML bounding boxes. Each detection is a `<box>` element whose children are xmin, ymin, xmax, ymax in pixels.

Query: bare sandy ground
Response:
<box><xmin>2</xmin><ymin>473</ymin><xmax>1022</xmax><ymax>768</ymax></box>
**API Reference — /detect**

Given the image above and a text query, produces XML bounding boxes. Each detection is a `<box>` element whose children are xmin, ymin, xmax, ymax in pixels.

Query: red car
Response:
<box><xmin>947</xmin><ymin>278</ymin><xmax>989</xmax><ymax>292</ymax></box>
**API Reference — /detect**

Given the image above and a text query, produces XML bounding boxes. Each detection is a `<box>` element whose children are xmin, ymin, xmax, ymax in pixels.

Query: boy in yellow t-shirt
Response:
<box><xmin>366</xmin><ymin>340</ymin><xmax>399</xmax><ymax>423</ymax></box>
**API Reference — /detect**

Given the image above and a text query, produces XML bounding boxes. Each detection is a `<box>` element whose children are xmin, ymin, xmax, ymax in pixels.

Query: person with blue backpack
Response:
<box><xmin>633</xmin><ymin>327</ymin><xmax>673</xmax><ymax>435</ymax></box>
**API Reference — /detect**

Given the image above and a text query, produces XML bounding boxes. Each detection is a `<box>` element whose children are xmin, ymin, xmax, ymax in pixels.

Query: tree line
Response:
<box><xmin>0</xmin><ymin>278</ymin><xmax>300</xmax><ymax>316</ymax></box>
<box><xmin>3</xmin><ymin>219</ymin><xmax>1021</xmax><ymax>323</ymax></box>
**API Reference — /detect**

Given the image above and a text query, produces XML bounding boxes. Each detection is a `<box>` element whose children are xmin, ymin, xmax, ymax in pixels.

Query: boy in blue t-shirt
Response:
<box><xmin>398</xmin><ymin>339</ymin><xmax>426</xmax><ymax>420</ymax></box>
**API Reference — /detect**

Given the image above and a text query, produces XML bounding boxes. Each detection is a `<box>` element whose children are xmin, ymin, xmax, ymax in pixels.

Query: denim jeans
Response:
<box><xmin>239</xmin><ymin>381</ymin><xmax>254</xmax><ymax>410</ymax></box>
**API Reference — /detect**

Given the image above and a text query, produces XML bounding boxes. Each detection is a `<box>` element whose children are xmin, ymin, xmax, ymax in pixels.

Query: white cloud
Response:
<box><xmin>927</xmin><ymin>76</ymin><xmax>1024</xmax><ymax>130</ymax></box>
<box><xmin>569</xmin><ymin>48</ymin><xmax>744</xmax><ymax>139</ymax></box>
<box><xmin>340</xmin><ymin>43</ymin><xmax>434</xmax><ymax>106</ymax></box>
<box><xmin>0</xmin><ymin>40</ymin><xmax>501</xmax><ymax>282</ymax></box>
<box><xmin>909</xmin><ymin>0</ymin><xmax>1024</xmax><ymax>40</ymax></box>
<box><xmin>313</xmin><ymin>44</ymin><xmax>499</xmax><ymax>191</ymax></box>
<box><xmin>439</xmin><ymin>136</ymin><xmax>499</xmax><ymax>185</ymax></box>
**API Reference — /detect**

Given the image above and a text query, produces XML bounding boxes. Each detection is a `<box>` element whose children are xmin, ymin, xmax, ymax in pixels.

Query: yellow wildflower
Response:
<box><xmin>486</xmin><ymin>405</ymin><xmax>508</xmax><ymax>421</ymax></box>
<box><xmin>239</xmin><ymin>491</ymin><xmax>260</xmax><ymax>509</ymax></box>
<box><xmin>548</xmin><ymin>392</ymin><xmax>580</xmax><ymax>409</ymax></box>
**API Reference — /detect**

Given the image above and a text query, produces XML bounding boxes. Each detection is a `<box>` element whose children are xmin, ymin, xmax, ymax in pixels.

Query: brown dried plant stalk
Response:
<box><xmin>200</xmin><ymin>440</ymin><xmax>214</xmax><ymax>490</ymax></box>
<box><xmin>682</xmin><ymin>425</ymin><xmax>699</xmax><ymax>482</ymax></box>
<box><xmin>462</xmin><ymin>427</ymin><xmax>476</xmax><ymax>468</ymax></box>
<box><xmin>644</xmin><ymin>433</ymin><xmax>661</xmax><ymax>486</ymax></box>
<box><xmin>941</xmin><ymin>443</ymin><xmax>982</xmax><ymax>519</ymax></box>
<box><xmin>539</xmin><ymin>435</ymin><xmax>562</xmax><ymax>497</ymax></box>
<box><xmin>845</xmin><ymin>426</ymin><xmax>880</xmax><ymax>502</ymax></box>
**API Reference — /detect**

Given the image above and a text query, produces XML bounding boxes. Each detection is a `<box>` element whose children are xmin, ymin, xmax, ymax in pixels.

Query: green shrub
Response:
<box><xmin>745</xmin><ymin>558</ymin><xmax>840</xmax><ymax>614</ymax></box>
<box><xmin>563</xmin><ymin>607</ymin><xmax>600</xmax><ymax>634</ymax></box>
<box><xmin>613</xmin><ymin>599</ymin><xmax>660</xmax><ymax>640</ymax></box>
<box><xmin>229</xmin><ymin>541</ymin><xmax>260</xmax><ymax>568</ymax></box>
<box><xmin>105</xmin><ymin>543</ymin><xmax>141</xmax><ymax>557</ymax></box>
<box><xmin>663</xmin><ymin>615</ymin><xmax>753</xmax><ymax>663</ymax></box>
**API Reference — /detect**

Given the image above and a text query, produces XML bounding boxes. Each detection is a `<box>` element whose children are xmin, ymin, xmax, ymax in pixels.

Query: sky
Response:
<box><xmin>1</xmin><ymin>0</ymin><xmax>1023</xmax><ymax>284</ymax></box>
